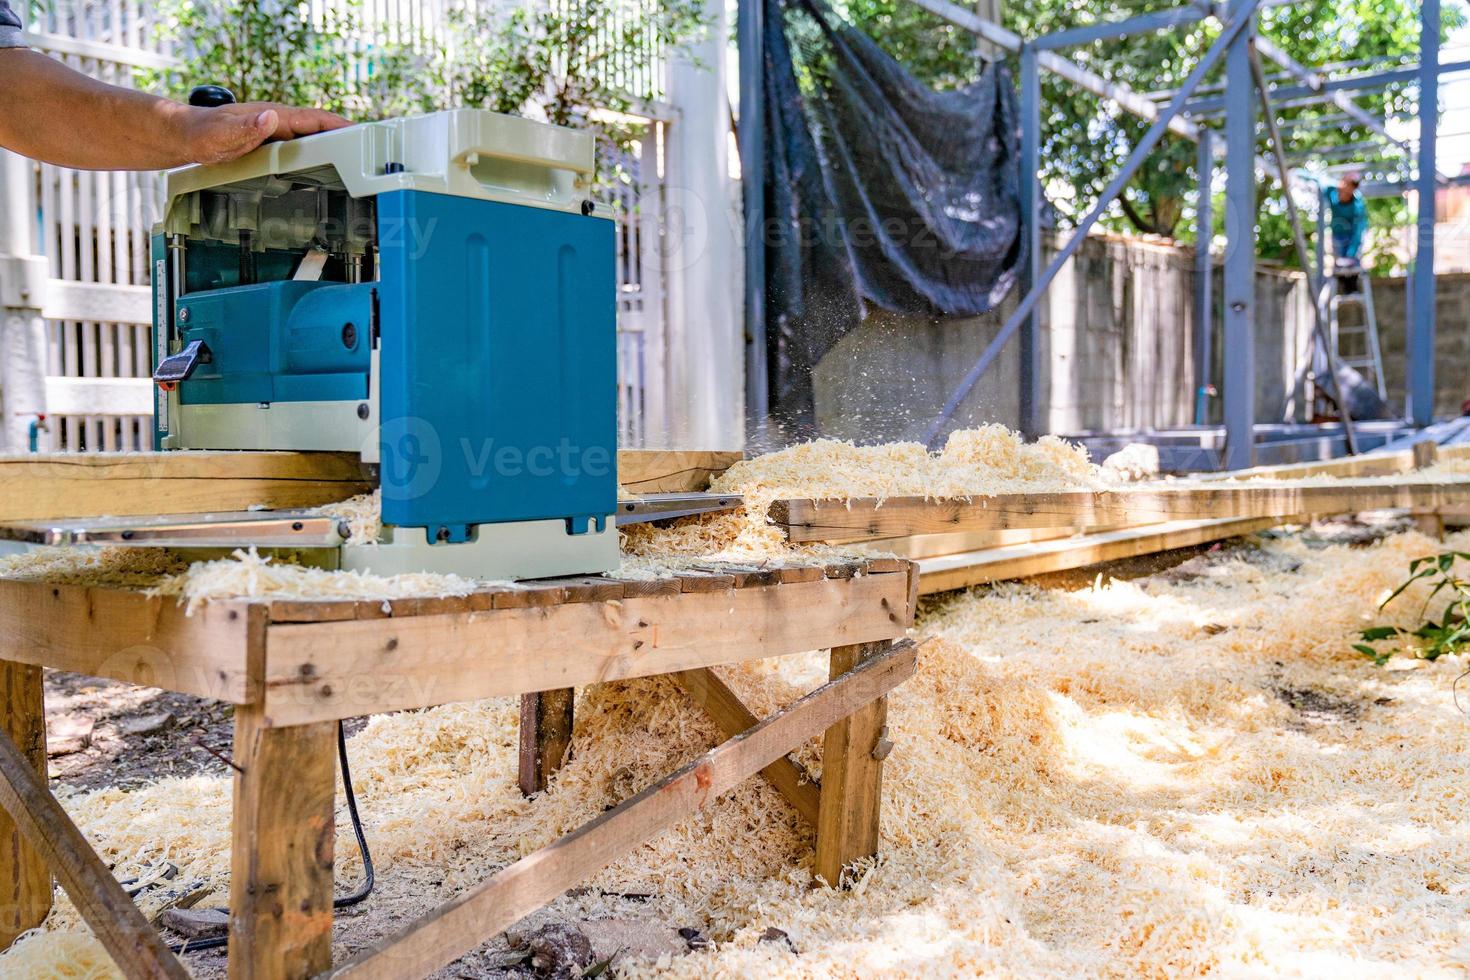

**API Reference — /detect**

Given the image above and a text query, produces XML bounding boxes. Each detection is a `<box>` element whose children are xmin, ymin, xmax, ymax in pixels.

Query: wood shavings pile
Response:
<box><xmin>0</xmin><ymin>546</ymin><xmax>185</xmax><ymax>589</ymax></box>
<box><xmin>149</xmin><ymin>548</ymin><xmax>484</xmax><ymax>613</ymax></box>
<box><xmin>12</xmin><ymin>527</ymin><xmax>1468</xmax><ymax>977</ymax></box>
<box><xmin>0</xmin><ymin>546</ymin><xmax>487</xmax><ymax>613</ymax></box>
<box><xmin>624</xmin><ymin>426</ymin><xmax>1104</xmax><ymax>560</ymax></box>
<box><xmin>317</xmin><ymin>489</ymin><xmax>382</xmax><ymax>545</ymax></box>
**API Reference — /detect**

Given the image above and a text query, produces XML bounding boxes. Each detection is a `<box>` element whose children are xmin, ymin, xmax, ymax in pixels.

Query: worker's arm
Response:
<box><xmin>0</xmin><ymin>48</ymin><xmax>349</xmax><ymax>170</ymax></box>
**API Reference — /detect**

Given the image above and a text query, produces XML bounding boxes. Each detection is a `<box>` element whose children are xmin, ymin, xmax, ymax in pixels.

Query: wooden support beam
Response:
<box><xmin>0</xmin><ymin>581</ymin><xmax>260</xmax><ymax>702</ymax></box>
<box><xmin>0</xmin><ymin>660</ymin><xmax>49</xmax><ymax>950</ymax></box>
<box><xmin>815</xmin><ymin>641</ymin><xmax>892</xmax><ymax>886</ymax></box>
<box><xmin>518</xmin><ymin>689</ymin><xmax>576</xmax><ymax>796</ymax></box>
<box><xmin>672</xmin><ymin>668</ymin><xmax>821</xmax><ymax>824</ymax></box>
<box><xmin>616</xmin><ymin>450</ymin><xmax>743</xmax><ymax>493</ymax></box>
<box><xmin>917</xmin><ymin>516</ymin><xmax>1283</xmax><ymax>594</ymax></box>
<box><xmin>0</xmin><ymin>451</ymin><xmax>372</xmax><ymax>523</ymax></box>
<box><xmin>228</xmin><ymin>708</ymin><xmax>337</xmax><ymax>980</ymax></box>
<box><xmin>770</xmin><ymin>480</ymin><xmax>1470</xmax><ymax>544</ymax></box>
<box><xmin>260</xmin><ymin>572</ymin><xmax>911</xmax><ymax>727</ymax></box>
<box><xmin>326</xmin><ymin>640</ymin><xmax>917</xmax><ymax>980</ymax></box>
<box><xmin>0</xmin><ymin>725</ymin><xmax>189</xmax><ymax>978</ymax></box>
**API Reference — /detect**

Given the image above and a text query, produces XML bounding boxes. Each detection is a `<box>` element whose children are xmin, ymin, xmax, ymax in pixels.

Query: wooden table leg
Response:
<box><xmin>815</xmin><ymin>641</ymin><xmax>893</xmax><ymax>887</ymax></box>
<box><xmin>0</xmin><ymin>659</ymin><xmax>50</xmax><ymax>949</ymax></box>
<box><xmin>228</xmin><ymin>706</ymin><xmax>336</xmax><ymax>979</ymax></box>
<box><xmin>519</xmin><ymin>689</ymin><xmax>575</xmax><ymax>796</ymax></box>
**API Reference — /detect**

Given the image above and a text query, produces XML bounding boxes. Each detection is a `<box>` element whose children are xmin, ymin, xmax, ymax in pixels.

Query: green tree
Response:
<box><xmin>139</xmin><ymin>0</ymin><xmax>708</xmax><ymax>142</ymax></box>
<box><xmin>836</xmin><ymin>0</ymin><xmax>1463</xmax><ymax>261</ymax></box>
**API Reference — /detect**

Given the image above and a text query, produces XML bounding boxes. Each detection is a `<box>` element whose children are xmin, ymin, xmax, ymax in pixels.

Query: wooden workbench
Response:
<box><xmin>0</xmin><ymin>555</ymin><xmax>917</xmax><ymax>979</ymax></box>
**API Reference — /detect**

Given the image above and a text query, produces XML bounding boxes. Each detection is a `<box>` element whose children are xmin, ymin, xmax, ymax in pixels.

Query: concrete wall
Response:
<box><xmin>812</xmin><ymin>232</ymin><xmax>1316</xmax><ymax>444</ymax></box>
<box><xmin>1368</xmin><ymin>272</ymin><xmax>1470</xmax><ymax>419</ymax></box>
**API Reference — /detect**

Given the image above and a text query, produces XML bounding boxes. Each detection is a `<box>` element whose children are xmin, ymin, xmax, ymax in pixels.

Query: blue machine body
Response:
<box><xmin>154</xmin><ymin>189</ymin><xmax>617</xmax><ymax>540</ymax></box>
<box><xmin>174</xmin><ymin>281</ymin><xmax>373</xmax><ymax>404</ymax></box>
<box><xmin>374</xmin><ymin>190</ymin><xmax>617</xmax><ymax>538</ymax></box>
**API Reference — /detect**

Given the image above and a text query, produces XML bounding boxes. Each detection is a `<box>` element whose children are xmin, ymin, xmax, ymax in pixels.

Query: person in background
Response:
<box><xmin>1323</xmin><ymin>170</ymin><xmax>1369</xmax><ymax>294</ymax></box>
<box><xmin>0</xmin><ymin>0</ymin><xmax>348</xmax><ymax>170</ymax></box>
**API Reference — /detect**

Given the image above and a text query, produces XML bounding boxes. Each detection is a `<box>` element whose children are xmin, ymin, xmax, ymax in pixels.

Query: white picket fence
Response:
<box><xmin>14</xmin><ymin>0</ymin><xmax>670</xmax><ymax>451</ymax></box>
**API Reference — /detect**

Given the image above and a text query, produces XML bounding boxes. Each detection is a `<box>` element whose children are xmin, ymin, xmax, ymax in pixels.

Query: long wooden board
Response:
<box><xmin>0</xmin><ymin>580</ymin><xmax>260</xmax><ymax>702</ymax></box>
<box><xmin>916</xmin><ymin>516</ymin><xmax>1283</xmax><ymax>594</ymax></box>
<box><xmin>0</xmin><ymin>451</ymin><xmax>371</xmax><ymax>522</ymax></box>
<box><xmin>261</xmin><ymin>569</ymin><xmax>912</xmax><ymax>727</ymax></box>
<box><xmin>326</xmin><ymin>640</ymin><xmax>917</xmax><ymax>980</ymax></box>
<box><xmin>770</xmin><ymin>480</ymin><xmax>1470</xmax><ymax>544</ymax></box>
<box><xmin>617</xmin><ymin>450</ymin><xmax>743</xmax><ymax>493</ymax></box>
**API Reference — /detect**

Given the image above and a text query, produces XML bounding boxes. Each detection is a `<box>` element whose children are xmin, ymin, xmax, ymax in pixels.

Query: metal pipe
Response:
<box><xmin>1249</xmin><ymin>43</ymin><xmax>1359</xmax><ymax>454</ymax></box>
<box><xmin>1254</xmin><ymin>37</ymin><xmax>1408</xmax><ymax>154</ymax></box>
<box><xmin>737</xmin><ymin>0</ymin><xmax>769</xmax><ymax>435</ymax></box>
<box><xmin>906</xmin><ymin>0</ymin><xmax>1202</xmax><ymax>141</ymax></box>
<box><xmin>1409</xmin><ymin>0</ymin><xmax>1440</xmax><ymax>426</ymax></box>
<box><xmin>1194</xmin><ymin>129</ymin><xmax>1214</xmax><ymax>425</ymax></box>
<box><xmin>1220</xmin><ymin>0</ymin><xmax>1256</xmax><ymax>471</ymax></box>
<box><xmin>1018</xmin><ymin>47</ymin><xmax>1042</xmax><ymax>438</ymax></box>
<box><xmin>1185</xmin><ymin>58</ymin><xmax>1470</xmax><ymax>114</ymax></box>
<box><xmin>1032</xmin><ymin>4</ymin><xmax>1209</xmax><ymax>50</ymax></box>
<box><xmin>920</xmin><ymin>0</ymin><xmax>1261</xmax><ymax>446</ymax></box>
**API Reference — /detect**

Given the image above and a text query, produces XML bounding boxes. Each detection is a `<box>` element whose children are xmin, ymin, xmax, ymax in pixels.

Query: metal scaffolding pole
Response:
<box><xmin>1409</xmin><ymin>0</ymin><xmax>1439</xmax><ymax>427</ymax></box>
<box><xmin>1018</xmin><ymin>46</ymin><xmax>1042</xmax><ymax>438</ymax></box>
<box><xmin>738</xmin><ymin>0</ymin><xmax>769</xmax><ymax>435</ymax></box>
<box><xmin>1194</xmin><ymin>129</ymin><xmax>1214</xmax><ymax>425</ymax></box>
<box><xmin>1250</xmin><ymin>44</ymin><xmax>1358</xmax><ymax>454</ymax></box>
<box><xmin>920</xmin><ymin>0</ymin><xmax>1261</xmax><ymax>446</ymax></box>
<box><xmin>1221</xmin><ymin>0</ymin><xmax>1257</xmax><ymax>471</ymax></box>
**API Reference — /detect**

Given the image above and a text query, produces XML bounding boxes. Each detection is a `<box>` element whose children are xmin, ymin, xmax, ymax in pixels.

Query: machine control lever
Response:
<box><xmin>153</xmin><ymin>339</ymin><xmax>213</xmax><ymax>391</ymax></box>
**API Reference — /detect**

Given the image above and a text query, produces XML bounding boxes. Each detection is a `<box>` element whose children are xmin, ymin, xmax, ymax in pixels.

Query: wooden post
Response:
<box><xmin>815</xmin><ymin>640</ymin><xmax>893</xmax><ymax>887</ymax></box>
<box><xmin>0</xmin><ymin>659</ymin><xmax>49</xmax><ymax>949</ymax></box>
<box><xmin>518</xmin><ymin>689</ymin><xmax>576</xmax><ymax>796</ymax></box>
<box><xmin>228</xmin><ymin>707</ymin><xmax>337</xmax><ymax>980</ymax></box>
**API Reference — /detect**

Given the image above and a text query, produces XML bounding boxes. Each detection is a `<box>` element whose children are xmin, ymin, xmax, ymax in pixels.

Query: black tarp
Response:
<box><xmin>760</xmin><ymin>0</ymin><xmax>1023</xmax><ymax>436</ymax></box>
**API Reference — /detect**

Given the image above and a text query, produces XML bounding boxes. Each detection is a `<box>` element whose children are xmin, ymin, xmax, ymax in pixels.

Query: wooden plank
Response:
<box><xmin>227</xmin><ymin>707</ymin><xmax>337</xmax><ymax>980</ymax></box>
<box><xmin>850</xmin><ymin>525</ymin><xmax>1115</xmax><ymax>559</ymax></box>
<box><xmin>0</xmin><ymin>727</ymin><xmax>190</xmax><ymax>978</ymax></box>
<box><xmin>262</xmin><ymin>573</ymin><xmax>911</xmax><ymax>727</ymax></box>
<box><xmin>326</xmin><ymin>640</ymin><xmax>917</xmax><ymax>980</ymax></box>
<box><xmin>770</xmin><ymin>480</ymin><xmax>1470</xmax><ymax>544</ymax></box>
<box><xmin>0</xmin><ymin>451</ymin><xmax>371</xmax><ymax>522</ymax></box>
<box><xmin>617</xmin><ymin>450</ymin><xmax>743</xmax><ymax>494</ymax></box>
<box><xmin>1192</xmin><ymin>448</ymin><xmax>1416</xmax><ymax>482</ymax></box>
<box><xmin>518</xmin><ymin>689</ymin><xmax>576</xmax><ymax>796</ymax></box>
<box><xmin>0</xmin><ymin>580</ymin><xmax>260</xmax><ymax>702</ymax></box>
<box><xmin>917</xmin><ymin>516</ymin><xmax>1284</xmax><ymax>594</ymax></box>
<box><xmin>672</xmin><ymin>668</ymin><xmax>821</xmax><ymax>824</ymax></box>
<box><xmin>0</xmin><ymin>661</ymin><xmax>50</xmax><ymax>950</ymax></box>
<box><xmin>815</xmin><ymin>641</ymin><xmax>891</xmax><ymax>886</ymax></box>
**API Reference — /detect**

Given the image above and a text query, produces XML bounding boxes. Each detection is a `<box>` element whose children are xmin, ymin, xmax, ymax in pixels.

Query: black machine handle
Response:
<box><xmin>153</xmin><ymin>340</ymin><xmax>213</xmax><ymax>390</ymax></box>
<box><xmin>188</xmin><ymin>85</ymin><xmax>237</xmax><ymax>108</ymax></box>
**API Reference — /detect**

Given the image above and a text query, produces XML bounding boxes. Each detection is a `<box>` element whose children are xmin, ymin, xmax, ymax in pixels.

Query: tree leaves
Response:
<box><xmin>1356</xmin><ymin>550</ymin><xmax>1470</xmax><ymax>665</ymax></box>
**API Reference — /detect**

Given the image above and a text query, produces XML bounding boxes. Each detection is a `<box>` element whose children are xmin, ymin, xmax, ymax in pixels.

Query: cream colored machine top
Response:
<box><xmin>160</xmin><ymin>109</ymin><xmax>599</xmax><ymax>233</ymax></box>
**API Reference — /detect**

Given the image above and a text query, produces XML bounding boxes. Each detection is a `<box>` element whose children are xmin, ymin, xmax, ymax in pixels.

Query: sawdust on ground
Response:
<box><xmin>4</xmin><ymin>528</ymin><xmax>1469</xmax><ymax>976</ymax></box>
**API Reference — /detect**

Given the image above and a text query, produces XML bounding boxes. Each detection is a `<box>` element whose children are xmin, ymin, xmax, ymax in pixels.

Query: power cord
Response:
<box><xmin>170</xmin><ymin>720</ymin><xmax>375</xmax><ymax>955</ymax></box>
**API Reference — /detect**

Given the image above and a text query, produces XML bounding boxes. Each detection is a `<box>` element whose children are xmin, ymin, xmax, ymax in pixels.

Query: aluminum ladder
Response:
<box><xmin>1327</xmin><ymin>264</ymin><xmax>1387</xmax><ymax>399</ymax></box>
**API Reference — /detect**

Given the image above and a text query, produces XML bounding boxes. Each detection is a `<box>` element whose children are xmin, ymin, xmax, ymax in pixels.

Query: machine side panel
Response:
<box><xmin>375</xmin><ymin>190</ymin><xmax>616</xmax><ymax>533</ymax></box>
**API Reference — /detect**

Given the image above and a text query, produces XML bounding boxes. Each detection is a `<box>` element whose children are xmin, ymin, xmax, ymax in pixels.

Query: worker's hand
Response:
<box><xmin>177</xmin><ymin>102</ymin><xmax>351</xmax><ymax>166</ymax></box>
